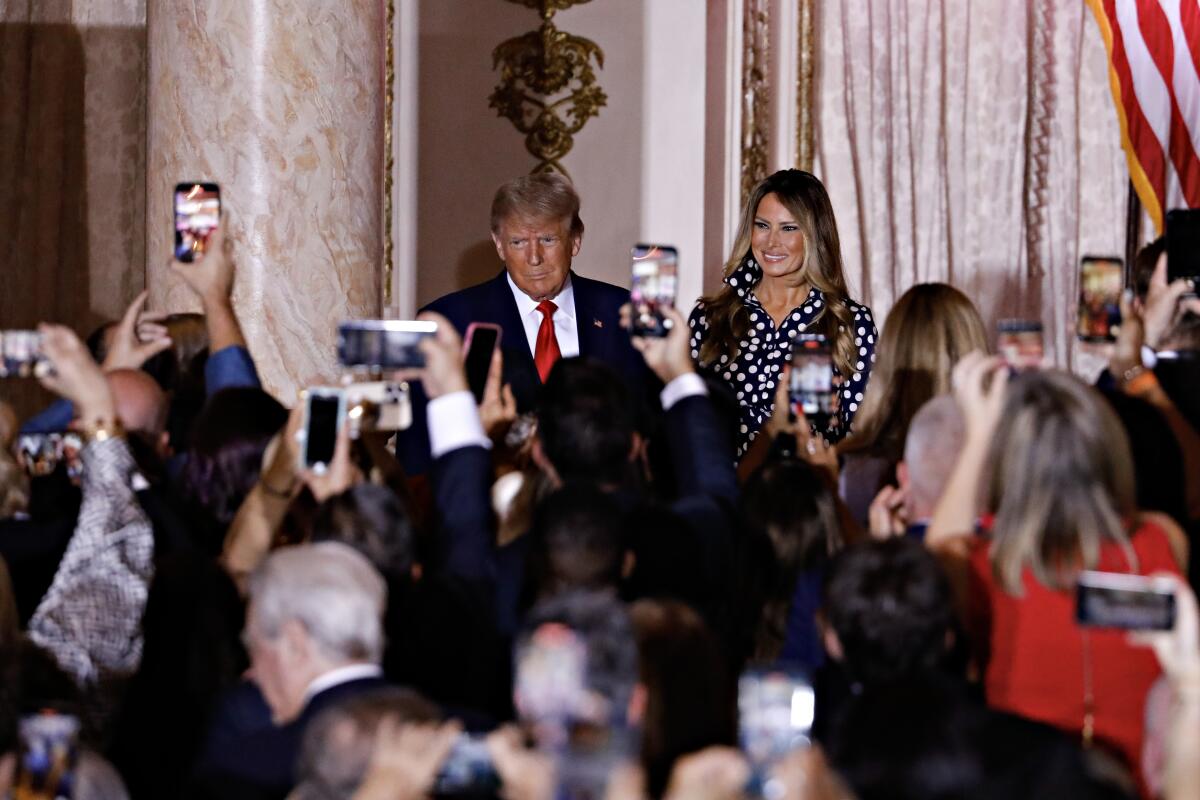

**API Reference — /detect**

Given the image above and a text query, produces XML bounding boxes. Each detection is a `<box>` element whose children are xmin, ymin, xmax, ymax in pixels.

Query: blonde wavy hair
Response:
<box><xmin>839</xmin><ymin>283</ymin><xmax>988</xmax><ymax>461</ymax></box>
<box><xmin>987</xmin><ymin>371</ymin><xmax>1137</xmax><ymax>595</ymax></box>
<box><xmin>697</xmin><ymin>170</ymin><xmax>856</xmax><ymax>377</ymax></box>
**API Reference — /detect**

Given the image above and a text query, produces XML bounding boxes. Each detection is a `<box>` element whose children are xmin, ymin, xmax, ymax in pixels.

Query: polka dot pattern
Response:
<box><xmin>687</xmin><ymin>257</ymin><xmax>878</xmax><ymax>457</ymax></box>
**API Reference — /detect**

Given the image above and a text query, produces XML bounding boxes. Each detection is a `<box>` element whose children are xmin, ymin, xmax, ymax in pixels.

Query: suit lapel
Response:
<box><xmin>573</xmin><ymin>273</ymin><xmax>609</xmax><ymax>363</ymax></box>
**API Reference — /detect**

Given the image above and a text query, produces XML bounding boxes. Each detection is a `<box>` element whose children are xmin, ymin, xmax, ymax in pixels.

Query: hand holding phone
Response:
<box><xmin>738</xmin><ymin>667</ymin><xmax>814</xmax><ymax>775</ymax></box>
<box><xmin>630</xmin><ymin>244</ymin><xmax>679</xmax><ymax>337</ymax></box>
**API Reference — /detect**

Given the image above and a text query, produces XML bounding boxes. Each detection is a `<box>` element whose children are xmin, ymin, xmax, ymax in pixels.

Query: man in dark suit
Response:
<box><xmin>399</xmin><ymin>174</ymin><xmax>646</xmax><ymax>474</ymax></box>
<box><xmin>195</xmin><ymin>542</ymin><xmax>389</xmax><ymax>798</ymax></box>
<box><xmin>423</xmin><ymin>172</ymin><xmax>644</xmax><ymax>410</ymax></box>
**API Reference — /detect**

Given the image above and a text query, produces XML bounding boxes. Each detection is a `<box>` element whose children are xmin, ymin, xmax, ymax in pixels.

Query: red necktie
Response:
<box><xmin>534</xmin><ymin>299</ymin><xmax>561</xmax><ymax>382</ymax></box>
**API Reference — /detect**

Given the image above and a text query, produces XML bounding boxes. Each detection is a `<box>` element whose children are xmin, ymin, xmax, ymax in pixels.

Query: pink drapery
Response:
<box><xmin>815</xmin><ymin>0</ymin><xmax>1132</xmax><ymax>374</ymax></box>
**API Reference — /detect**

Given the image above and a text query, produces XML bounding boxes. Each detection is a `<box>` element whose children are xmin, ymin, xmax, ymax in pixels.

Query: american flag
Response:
<box><xmin>1087</xmin><ymin>0</ymin><xmax>1200</xmax><ymax>230</ymax></box>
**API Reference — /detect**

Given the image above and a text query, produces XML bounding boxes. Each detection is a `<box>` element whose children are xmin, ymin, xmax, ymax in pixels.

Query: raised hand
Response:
<box><xmin>102</xmin><ymin>290</ymin><xmax>173</xmax><ymax>372</ymax></box>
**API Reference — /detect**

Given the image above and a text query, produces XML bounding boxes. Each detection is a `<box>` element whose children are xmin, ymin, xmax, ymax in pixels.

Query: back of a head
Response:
<box><xmin>106</xmin><ymin>369</ymin><xmax>169</xmax><ymax>438</ymax></box>
<box><xmin>491</xmin><ymin>171</ymin><xmax>584</xmax><ymax>237</ymax></box>
<box><xmin>902</xmin><ymin>395</ymin><xmax>966</xmax><ymax>521</ymax></box>
<box><xmin>179</xmin><ymin>387</ymin><xmax>287</xmax><ymax>541</ymax></box>
<box><xmin>520</xmin><ymin>589</ymin><xmax>640</xmax><ymax>728</ymax></box>
<box><xmin>248</xmin><ymin>542</ymin><xmax>387</xmax><ymax>665</ymax></box>
<box><xmin>630</xmin><ymin>599</ymin><xmax>733</xmax><ymax>799</ymax></box>
<box><xmin>294</xmin><ymin>687</ymin><xmax>440</xmax><ymax>800</ymax></box>
<box><xmin>537</xmin><ymin>358</ymin><xmax>635</xmax><ymax>486</ymax></box>
<box><xmin>312</xmin><ymin>484</ymin><xmax>416</xmax><ymax>578</ymax></box>
<box><xmin>844</xmin><ymin>283</ymin><xmax>987</xmax><ymax>460</ymax></box>
<box><xmin>528</xmin><ymin>483</ymin><xmax>625</xmax><ymax>600</ymax></box>
<box><xmin>987</xmin><ymin>371</ymin><xmax>1136</xmax><ymax>594</ymax></box>
<box><xmin>1133</xmin><ymin>237</ymin><xmax>1165</xmax><ymax>301</ymax></box>
<box><xmin>822</xmin><ymin>538</ymin><xmax>955</xmax><ymax>686</ymax></box>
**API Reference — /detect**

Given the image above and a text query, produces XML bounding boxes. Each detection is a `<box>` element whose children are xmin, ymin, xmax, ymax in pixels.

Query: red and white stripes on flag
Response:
<box><xmin>1087</xmin><ymin>0</ymin><xmax>1200</xmax><ymax>231</ymax></box>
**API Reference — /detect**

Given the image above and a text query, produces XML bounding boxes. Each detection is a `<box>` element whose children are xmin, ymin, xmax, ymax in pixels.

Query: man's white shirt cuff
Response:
<box><xmin>660</xmin><ymin>372</ymin><xmax>707</xmax><ymax>410</ymax></box>
<box><xmin>428</xmin><ymin>390</ymin><xmax>491</xmax><ymax>458</ymax></box>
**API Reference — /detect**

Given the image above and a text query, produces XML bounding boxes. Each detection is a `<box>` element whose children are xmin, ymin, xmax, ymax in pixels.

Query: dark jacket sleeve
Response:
<box><xmin>429</xmin><ymin>445</ymin><xmax>496</xmax><ymax>584</ymax></box>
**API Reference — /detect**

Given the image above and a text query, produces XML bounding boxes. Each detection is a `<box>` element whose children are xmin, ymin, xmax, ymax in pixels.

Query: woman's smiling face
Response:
<box><xmin>751</xmin><ymin>192</ymin><xmax>807</xmax><ymax>282</ymax></box>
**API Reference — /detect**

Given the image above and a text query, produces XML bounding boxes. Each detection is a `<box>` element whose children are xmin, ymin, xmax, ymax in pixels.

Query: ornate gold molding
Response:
<box><xmin>490</xmin><ymin>0</ymin><xmax>606</xmax><ymax>175</ymax></box>
<box><xmin>741</xmin><ymin>0</ymin><xmax>771</xmax><ymax>204</ymax></box>
<box><xmin>383</xmin><ymin>0</ymin><xmax>396</xmax><ymax>308</ymax></box>
<box><xmin>796</xmin><ymin>0</ymin><xmax>816</xmax><ymax>172</ymax></box>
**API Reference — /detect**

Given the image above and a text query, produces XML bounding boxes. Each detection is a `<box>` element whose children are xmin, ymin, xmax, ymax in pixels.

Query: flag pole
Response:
<box><xmin>1124</xmin><ymin>180</ymin><xmax>1142</xmax><ymax>286</ymax></box>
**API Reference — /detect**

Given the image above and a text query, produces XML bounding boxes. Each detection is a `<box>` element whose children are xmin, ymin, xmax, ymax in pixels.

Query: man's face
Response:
<box><xmin>243</xmin><ymin>605</ymin><xmax>306</xmax><ymax>724</ymax></box>
<box><xmin>492</xmin><ymin>216</ymin><xmax>581</xmax><ymax>302</ymax></box>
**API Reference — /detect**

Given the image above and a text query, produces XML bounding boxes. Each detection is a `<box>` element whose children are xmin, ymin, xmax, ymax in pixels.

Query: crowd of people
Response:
<box><xmin>0</xmin><ymin>168</ymin><xmax>1197</xmax><ymax>800</ymax></box>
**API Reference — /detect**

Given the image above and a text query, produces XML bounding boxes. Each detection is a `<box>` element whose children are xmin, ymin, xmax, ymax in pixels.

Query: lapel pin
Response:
<box><xmin>593</xmin><ymin>319</ymin><xmax>603</xmax><ymax>328</ymax></box>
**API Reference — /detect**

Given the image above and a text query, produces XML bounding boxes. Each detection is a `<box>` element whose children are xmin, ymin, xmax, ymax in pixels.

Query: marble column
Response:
<box><xmin>146</xmin><ymin>0</ymin><xmax>384</xmax><ymax>401</ymax></box>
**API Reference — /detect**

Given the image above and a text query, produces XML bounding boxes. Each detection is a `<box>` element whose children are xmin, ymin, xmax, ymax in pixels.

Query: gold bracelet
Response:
<box><xmin>78</xmin><ymin>418</ymin><xmax>125</xmax><ymax>444</ymax></box>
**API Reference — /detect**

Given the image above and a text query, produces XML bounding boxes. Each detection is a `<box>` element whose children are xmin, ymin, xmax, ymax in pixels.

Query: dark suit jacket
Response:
<box><xmin>431</xmin><ymin>390</ymin><xmax>739</xmax><ymax>636</ymax></box>
<box><xmin>399</xmin><ymin>270</ymin><xmax>648</xmax><ymax>474</ymax></box>
<box><xmin>195</xmin><ymin>675</ymin><xmax>389</xmax><ymax>799</ymax></box>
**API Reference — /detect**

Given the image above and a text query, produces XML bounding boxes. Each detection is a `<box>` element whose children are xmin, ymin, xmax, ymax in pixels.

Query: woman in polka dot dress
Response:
<box><xmin>688</xmin><ymin>169</ymin><xmax>877</xmax><ymax>459</ymax></box>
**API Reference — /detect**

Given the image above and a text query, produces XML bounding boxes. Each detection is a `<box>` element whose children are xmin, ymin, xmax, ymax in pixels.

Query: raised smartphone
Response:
<box><xmin>337</xmin><ymin>320</ymin><xmax>438</xmax><ymax>371</ymax></box>
<box><xmin>463</xmin><ymin>323</ymin><xmax>502</xmax><ymax>404</ymax></box>
<box><xmin>739</xmin><ymin>667</ymin><xmax>815</xmax><ymax>769</ymax></box>
<box><xmin>12</xmin><ymin>712</ymin><xmax>80</xmax><ymax>799</ymax></box>
<box><xmin>0</xmin><ymin>330</ymin><xmax>50</xmax><ymax>379</ymax></box>
<box><xmin>301</xmin><ymin>388</ymin><xmax>345</xmax><ymax>474</ymax></box>
<box><xmin>630</xmin><ymin>243</ymin><xmax>679</xmax><ymax>337</ymax></box>
<box><xmin>174</xmin><ymin>182</ymin><xmax>220</xmax><ymax>263</ymax></box>
<box><xmin>1076</xmin><ymin>571</ymin><xmax>1177</xmax><ymax>631</ymax></box>
<box><xmin>1076</xmin><ymin>256</ymin><xmax>1123</xmax><ymax>342</ymax></box>
<box><xmin>997</xmin><ymin>319</ymin><xmax>1044</xmax><ymax>371</ymax></box>
<box><xmin>1166</xmin><ymin>208</ymin><xmax>1200</xmax><ymax>283</ymax></box>
<box><xmin>789</xmin><ymin>334</ymin><xmax>835</xmax><ymax>432</ymax></box>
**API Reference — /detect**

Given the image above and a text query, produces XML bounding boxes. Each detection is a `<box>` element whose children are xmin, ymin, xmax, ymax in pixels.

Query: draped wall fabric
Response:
<box><xmin>815</xmin><ymin>0</ymin><xmax>1131</xmax><ymax>373</ymax></box>
<box><xmin>0</xmin><ymin>0</ymin><xmax>146</xmax><ymax>417</ymax></box>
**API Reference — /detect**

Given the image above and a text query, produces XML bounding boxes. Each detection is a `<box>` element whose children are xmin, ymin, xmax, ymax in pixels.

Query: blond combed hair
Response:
<box><xmin>698</xmin><ymin>170</ymin><xmax>856</xmax><ymax>376</ymax></box>
<box><xmin>840</xmin><ymin>283</ymin><xmax>988</xmax><ymax>462</ymax></box>
<box><xmin>987</xmin><ymin>371</ymin><xmax>1137</xmax><ymax>595</ymax></box>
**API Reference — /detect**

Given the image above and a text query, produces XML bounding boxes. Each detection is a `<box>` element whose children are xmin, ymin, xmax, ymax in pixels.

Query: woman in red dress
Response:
<box><xmin>926</xmin><ymin>354</ymin><xmax>1188</xmax><ymax>796</ymax></box>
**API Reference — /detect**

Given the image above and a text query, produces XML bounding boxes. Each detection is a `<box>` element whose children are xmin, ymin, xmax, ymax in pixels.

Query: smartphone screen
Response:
<box><xmin>463</xmin><ymin>324</ymin><xmax>501</xmax><ymax>404</ymax></box>
<box><xmin>1077</xmin><ymin>257</ymin><xmax>1123</xmax><ymax>342</ymax></box>
<box><xmin>789</xmin><ymin>334</ymin><xmax>835</xmax><ymax>430</ymax></box>
<box><xmin>0</xmin><ymin>330</ymin><xmax>48</xmax><ymax>379</ymax></box>
<box><xmin>174</xmin><ymin>182</ymin><xmax>220</xmax><ymax>263</ymax></box>
<box><xmin>738</xmin><ymin>668</ymin><xmax>814</xmax><ymax>769</ymax></box>
<box><xmin>997</xmin><ymin>320</ymin><xmax>1044</xmax><ymax>371</ymax></box>
<box><xmin>630</xmin><ymin>244</ymin><xmax>679</xmax><ymax>337</ymax></box>
<box><xmin>337</xmin><ymin>320</ymin><xmax>437</xmax><ymax>371</ymax></box>
<box><xmin>14</xmin><ymin>713</ymin><xmax>79</xmax><ymax>798</ymax></box>
<box><xmin>304</xmin><ymin>391</ymin><xmax>343</xmax><ymax>472</ymax></box>
<box><xmin>1166</xmin><ymin>208</ymin><xmax>1200</xmax><ymax>282</ymax></box>
<box><xmin>1076</xmin><ymin>571</ymin><xmax>1176</xmax><ymax>630</ymax></box>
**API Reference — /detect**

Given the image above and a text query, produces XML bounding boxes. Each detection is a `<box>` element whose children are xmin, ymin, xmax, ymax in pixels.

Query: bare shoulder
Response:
<box><xmin>1138</xmin><ymin>510</ymin><xmax>1190</xmax><ymax>570</ymax></box>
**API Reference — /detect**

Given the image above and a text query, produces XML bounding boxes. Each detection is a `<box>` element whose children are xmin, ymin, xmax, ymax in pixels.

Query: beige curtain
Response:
<box><xmin>0</xmin><ymin>0</ymin><xmax>145</xmax><ymax>417</ymax></box>
<box><xmin>815</xmin><ymin>0</ymin><xmax>1129</xmax><ymax>375</ymax></box>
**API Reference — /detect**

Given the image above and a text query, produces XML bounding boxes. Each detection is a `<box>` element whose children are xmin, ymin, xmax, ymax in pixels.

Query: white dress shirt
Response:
<box><xmin>506</xmin><ymin>273</ymin><xmax>581</xmax><ymax>359</ymax></box>
<box><xmin>301</xmin><ymin>662</ymin><xmax>383</xmax><ymax>708</ymax></box>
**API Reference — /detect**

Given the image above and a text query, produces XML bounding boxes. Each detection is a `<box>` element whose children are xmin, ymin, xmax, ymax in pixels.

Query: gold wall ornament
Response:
<box><xmin>741</xmin><ymin>0</ymin><xmax>771</xmax><ymax>205</ymax></box>
<box><xmin>491</xmin><ymin>0</ymin><xmax>606</xmax><ymax>175</ymax></box>
<box><xmin>796</xmin><ymin>0</ymin><xmax>816</xmax><ymax>173</ymax></box>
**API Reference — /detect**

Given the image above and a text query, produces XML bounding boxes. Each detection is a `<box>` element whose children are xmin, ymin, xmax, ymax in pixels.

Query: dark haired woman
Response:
<box><xmin>688</xmin><ymin>170</ymin><xmax>876</xmax><ymax>459</ymax></box>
